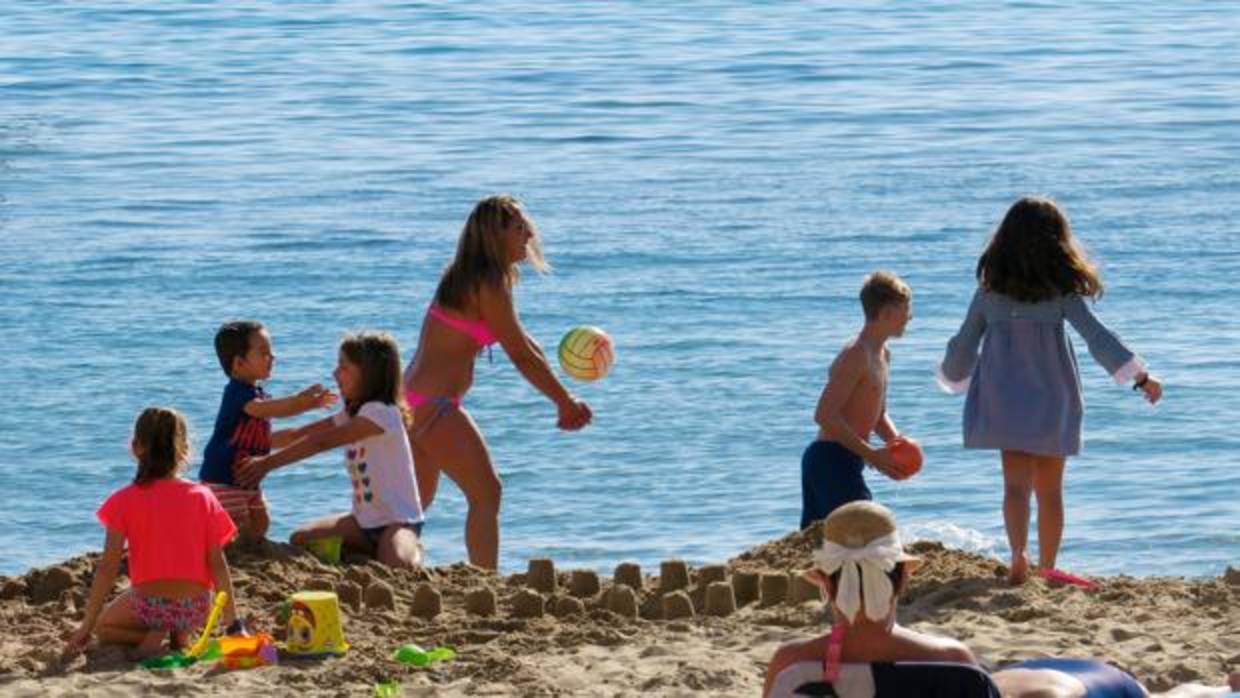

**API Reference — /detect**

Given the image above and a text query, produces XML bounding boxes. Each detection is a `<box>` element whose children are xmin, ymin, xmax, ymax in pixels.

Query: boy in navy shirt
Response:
<box><xmin>200</xmin><ymin>321</ymin><xmax>336</xmax><ymax>541</ymax></box>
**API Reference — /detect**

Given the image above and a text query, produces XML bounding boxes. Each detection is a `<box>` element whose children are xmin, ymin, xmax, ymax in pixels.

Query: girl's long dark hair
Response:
<box><xmin>339</xmin><ymin>331</ymin><xmax>410</xmax><ymax>428</ymax></box>
<box><xmin>976</xmin><ymin>196</ymin><xmax>1104</xmax><ymax>303</ymax></box>
<box><xmin>132</xmin><ymin>407</ymin><xmax>190</xmax><ymax>486</ymax></box>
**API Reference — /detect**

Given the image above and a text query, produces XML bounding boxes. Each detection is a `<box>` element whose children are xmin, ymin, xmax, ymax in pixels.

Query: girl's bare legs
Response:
<box><xmin>376</xmin><ymin>525</ymin><xmax>424</xmax><ymax>570</ymax></box>
<box><xmin>1002</xmin><ymin>450</ymin><xmax>1037</xmax><ymax>584</ymax></box>
<box><xmin>95</xmin><ymin>589</ymin><xmax>164</xmax><ymax>656</ymax></box>
<box><xmin>413</xmin><ymin>405</ymin><xmax>501</xmax><ymax>569</ymax></box>
<box><xmin>1032</xmin><ymin>455</ymin><xmax>1067</xmax><ymax>571</ymax></box>
<box><xmin>289</xmin><ymin>512</ymin><xmax>369</xmax><ymax>552</ymax></box>
<box><xmin>411</xmin><ymin>438</ymin><xmax>441</xmax><ymax>511</ymax></box>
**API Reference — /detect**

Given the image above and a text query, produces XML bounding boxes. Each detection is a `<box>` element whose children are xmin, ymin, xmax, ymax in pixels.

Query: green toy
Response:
<box><xmin>393</xmin><ymin>643</ymin><xmax>456</xmax><ymax>667</ymax></box>
<box><xmin>374</xmin><ymin>680</ymin><xmax>402</xmax><ymax>697</ymax></box>
<box><xmin>137</xmin><ymin>639</ymin><xmax>221</xmax><ymax>669</ymax></box>
<box><xmin>139</xmin><ymin>653</ymin><xmax>199</xmax><ymax>669</ymax></box>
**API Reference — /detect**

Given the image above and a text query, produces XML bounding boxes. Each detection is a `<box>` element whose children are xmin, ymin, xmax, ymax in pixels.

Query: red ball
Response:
<box><xmin>889</xmin><ymin>437</ymin><xmax>923</xmax><ymax>478</ymax></box>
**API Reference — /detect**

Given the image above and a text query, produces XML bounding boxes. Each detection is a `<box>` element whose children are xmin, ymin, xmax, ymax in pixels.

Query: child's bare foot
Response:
<box><xmin>131</xmin><ymin>630</ymin><xmax>168</xmax><ymax>659</ymax></box>
<box><xmin>1007</xmin><ymin>552</ymin><xmax>1031</xmax><ymax>585</ymax></box>
<box><xmin>170</xmin><ymin>630</ymin><xmax>192</xmax><ymax>652</ymax></box>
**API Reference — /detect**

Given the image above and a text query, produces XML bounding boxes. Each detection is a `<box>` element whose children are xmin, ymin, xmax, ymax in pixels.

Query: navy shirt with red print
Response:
<box><xmin>199</xmin><ymin>379</ymin><xmax>271</xmax><ymax>487</ymax></box>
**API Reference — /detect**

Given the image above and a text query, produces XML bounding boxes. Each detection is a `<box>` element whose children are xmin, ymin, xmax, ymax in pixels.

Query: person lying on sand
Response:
<box><xmin>992</xmin><ymin>659</ymin><xmax>1240</xmax><ymax>698</ymax></box>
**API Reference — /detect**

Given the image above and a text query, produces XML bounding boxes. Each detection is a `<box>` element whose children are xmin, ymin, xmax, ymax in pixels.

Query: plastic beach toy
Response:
<box><xmin>285</xmin><ymin>591</ymin><xmax>350</xmax><ymax>656</ymax></box>
<box><xmin>888</xmin><ymin>437</ymin><xmax>923</xmax><ymax>479</ymax></box>
<box><xmin>218</xmin><ymin>633</ymin><xmax>279</xmax><ymax>670</ymax></box>
<box><xmin>393</xmin><ymin>643</ymin><xmax>456</xmax><ymax>667</ymax></box>
<box><xmin>303</xmin><ymin>535</ymin><xmax>343</xmax><ymax>564</ymax></box>
<box><xmin>374</xmin><ymin>681</ymin><xmax>402</xmax><ymax>697</ymax></box>
<box><xmin>1039</xmin><ymin>568</ymin><xmax>1098</xmax><ymax>590</ymax></box>
<box><xmin>139</xmin><ymin>652</ymin><xmax>201</xmax><ymax>669</ymax></box>
<box><xmin>187</xmin><ymin>592</ymin><xmax>228</xmax><ymax>656</ymax></box>
<box><xmin>139</xmin><ymin>591</ymin><xmax>229</xmax><ymax>669</ymax></box>
<box><xmin>558</xmin><ymin>326</ymin><xmax>615</xmax><ymax>382</ymax></box>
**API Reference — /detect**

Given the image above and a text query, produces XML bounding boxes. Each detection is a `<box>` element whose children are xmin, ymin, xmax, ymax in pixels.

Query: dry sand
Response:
<box><xmin>1</xmin><ymin>529</ymin><xmax>1236</xmax><ymax>696</ymax></box>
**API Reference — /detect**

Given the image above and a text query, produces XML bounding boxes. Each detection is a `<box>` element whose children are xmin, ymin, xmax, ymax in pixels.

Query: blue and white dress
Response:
<box><xmin>937</xmin><ymin>288</ymin><xmax>1145</xmax><ymax>457</ymax></box>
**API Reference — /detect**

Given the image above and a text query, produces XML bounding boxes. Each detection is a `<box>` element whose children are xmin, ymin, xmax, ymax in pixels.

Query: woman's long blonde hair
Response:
<box><xmin>434</xmin><ymin>194</ymin><xmax>548</xmax><ymax>310</ymax></box>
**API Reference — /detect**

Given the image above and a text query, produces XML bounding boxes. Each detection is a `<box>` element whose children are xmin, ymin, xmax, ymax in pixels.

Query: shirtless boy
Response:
<box><xmin>801</xmin><ymin>271</ymin><xmax>914</xmax><ymax>530</ymax></box>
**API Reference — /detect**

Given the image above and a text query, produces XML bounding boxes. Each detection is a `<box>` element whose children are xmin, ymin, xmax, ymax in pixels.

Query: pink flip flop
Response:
<box><xmin>1039</xmin><ymin>568</ymin><xmax>1098</xmax><ymax>590</ymax></box>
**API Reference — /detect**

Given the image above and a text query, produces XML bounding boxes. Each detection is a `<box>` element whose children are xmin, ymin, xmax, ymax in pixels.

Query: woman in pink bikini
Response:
<box><xmin>403</xmin><ymin>194</ymin><xmax>592</xmax><ymax>569</ymax></box>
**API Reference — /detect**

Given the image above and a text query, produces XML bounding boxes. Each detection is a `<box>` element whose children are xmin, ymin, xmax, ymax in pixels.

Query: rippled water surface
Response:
<box><xmin>2</xmin><ymin>2</ymin><xmax>1237</xmax><ymax>577</ymax></box>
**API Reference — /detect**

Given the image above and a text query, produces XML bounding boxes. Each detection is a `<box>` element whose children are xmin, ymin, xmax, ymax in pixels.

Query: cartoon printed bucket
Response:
<box><xmin>285</xmin><ymin>591</ymin><xmax>349</xmax><ymax>656</ymax></box>
<box><xmin>303</xmin><ymin>535</ymin><xmax>342</xmax><ymax>565</ymax></box>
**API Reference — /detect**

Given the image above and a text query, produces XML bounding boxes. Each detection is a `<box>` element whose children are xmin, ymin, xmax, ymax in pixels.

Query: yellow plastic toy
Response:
<box><xmin>285</xmin><ymin>591</ymin><xmax>349</xmax><ymax>656</ymax></box>
<box><xmin>187</xmin><ymin>592</ymin><xmax>229</xmax><ymax>657</ymax></box>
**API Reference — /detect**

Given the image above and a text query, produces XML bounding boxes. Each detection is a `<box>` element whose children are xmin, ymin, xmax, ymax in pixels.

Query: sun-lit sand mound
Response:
<box><xmin>1</xmin><ymin>530</ymin><xmax>1235</xmax><ymax>696</ymax></box>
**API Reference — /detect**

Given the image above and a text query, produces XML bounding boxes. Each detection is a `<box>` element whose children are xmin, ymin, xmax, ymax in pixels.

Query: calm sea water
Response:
<box><xmin>2</xmin><ymin>2</ymin><xmax>1237</xmax><ymax>578</ymax></box>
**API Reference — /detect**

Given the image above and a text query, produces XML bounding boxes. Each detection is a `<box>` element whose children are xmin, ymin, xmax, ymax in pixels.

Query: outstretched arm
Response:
<box><xmin>479</xmin><ymin>283</ymin><xmax>591</xmax><ymax>430</ymax></box>
<box><xmin>937</xmin><ymin>288</ymin><xmax>988</xmax><ymax>393</ymax></box>
<box><xmin>244</xmin><ymin>384</ymin><xmax>338</xmax><ymax>420</ymax></box>
<box><xmin>65</xmin><ymin>529</ymin><xmax>125</xmax><ymax>654</ymax></box>
<box><xmin>1063</xmin><ymin>295</ymin><xmax>1162</xmax><ymax>404</ymax></box>
<box><xmin>271</xmin><ymin>414</ymin><xmax>335</xmax><ymax>449</ymax></box>
<box><xmin>234</xmin><ymin>414</ymin><xmax>382</xmax><ymax>488</ymax></box>
<box><xmin>1062</xmin><ymin>296</ymin><xmax>1148</xmax><ymax>378</ymax></box>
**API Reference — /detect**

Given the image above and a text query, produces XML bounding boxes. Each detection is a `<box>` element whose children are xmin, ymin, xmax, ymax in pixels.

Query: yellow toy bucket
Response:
<box><xmin>303</xmin><ymin>535</ymin><xmax>342</xmax><ymax>564</ymax></box>
<box><xmin>285</xmin><ymin>591</ymin><xmax>349</xmax><ymax>656</ymax></box>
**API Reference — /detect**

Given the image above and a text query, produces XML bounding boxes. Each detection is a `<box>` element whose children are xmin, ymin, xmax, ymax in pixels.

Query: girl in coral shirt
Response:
<box><xmin>65</xmin><ymin>407</ymin><xmax>240</xmax><ymax>657</ymax></box>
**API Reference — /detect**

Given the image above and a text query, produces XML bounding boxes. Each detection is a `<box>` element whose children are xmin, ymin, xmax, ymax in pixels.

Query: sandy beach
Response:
<box><xmin>1</xmin><ymin>529</ymin><xmax>1235</xmax><ymax>696</ymax></box>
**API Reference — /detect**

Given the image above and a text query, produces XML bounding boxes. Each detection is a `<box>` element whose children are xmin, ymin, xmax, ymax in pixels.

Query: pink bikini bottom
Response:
<box><xmin>404</xmin><ymin>388</ymin><xmax>461</xmax><ymax>409</ymax></box>
<box><xmin>404</xmin><ymin>389</ymin><xmax>460</xmax><ymax>442</ymax></box>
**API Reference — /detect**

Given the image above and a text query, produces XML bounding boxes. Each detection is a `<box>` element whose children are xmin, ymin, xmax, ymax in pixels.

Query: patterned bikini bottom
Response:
<box><xmin>129</xmin><ymin>590</ymin><xmax>213</xmax><ymax>633</ymax></box>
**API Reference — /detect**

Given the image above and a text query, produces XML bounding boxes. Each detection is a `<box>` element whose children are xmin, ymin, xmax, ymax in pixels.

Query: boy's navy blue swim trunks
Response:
<box><xmin>801</xmin><ymin>440</ymin><xmax>871</xmax><ymax>530</ymax></box>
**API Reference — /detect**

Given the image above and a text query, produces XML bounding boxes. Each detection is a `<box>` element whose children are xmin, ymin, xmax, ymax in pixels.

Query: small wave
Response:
<box><xmin>904</xmin><ymin>522</ymin><xmax>1003</xmax><ymax>558</ymax></box>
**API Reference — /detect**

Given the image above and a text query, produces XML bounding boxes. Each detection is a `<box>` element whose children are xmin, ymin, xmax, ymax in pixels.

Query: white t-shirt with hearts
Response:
<box><xmin>333</xmin><ymin>401</ymin><xmax>423</xmax><ymax>529</ymax></box>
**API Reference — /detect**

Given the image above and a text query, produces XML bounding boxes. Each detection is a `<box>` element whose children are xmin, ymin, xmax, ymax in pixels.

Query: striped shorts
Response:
<box><xmin>204</xmin><ymin>482</ymin><xmax>268</xmax><ymax>531</ymax></box>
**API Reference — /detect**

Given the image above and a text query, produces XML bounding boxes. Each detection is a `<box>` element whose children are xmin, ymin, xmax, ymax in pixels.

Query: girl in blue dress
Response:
<box><xmin>938</xmin><ymin>196</ymin><xmax>1162</xmax><ymax>585</ymax></box>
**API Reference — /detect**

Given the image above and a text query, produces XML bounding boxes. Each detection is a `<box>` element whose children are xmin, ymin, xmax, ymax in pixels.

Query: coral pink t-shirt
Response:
<box><xmin>97</xmin><ymin>478</ymin><xmax>237</xmax><ymax>587</ymax></box>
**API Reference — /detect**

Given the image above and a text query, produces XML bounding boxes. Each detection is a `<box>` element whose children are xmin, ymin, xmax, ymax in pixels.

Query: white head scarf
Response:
<box><xmin>812</xmin><ymin>531</ymin><xmax>910</xmax><ymax>624</ymax></box>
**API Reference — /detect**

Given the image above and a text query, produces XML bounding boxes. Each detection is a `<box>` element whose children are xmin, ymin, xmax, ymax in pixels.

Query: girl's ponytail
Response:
<box><xmin>132</xmin><ymin>407</ymin><xmax>190</xmax><ymax>486</ymax></box>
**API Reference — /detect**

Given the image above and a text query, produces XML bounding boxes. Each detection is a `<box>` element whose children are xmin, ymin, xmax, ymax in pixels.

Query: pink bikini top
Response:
<box><xmin>428</xmin><ymin>304</ymin><xmax>497</xmax><ymax>347</ymax></box>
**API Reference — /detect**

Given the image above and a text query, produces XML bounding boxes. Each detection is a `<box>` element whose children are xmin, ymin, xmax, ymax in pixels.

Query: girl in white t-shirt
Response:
<box><xmin>237</xmin><ymin>332</ymin><xmax>424</xmax><ymax>569</ymax></box>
